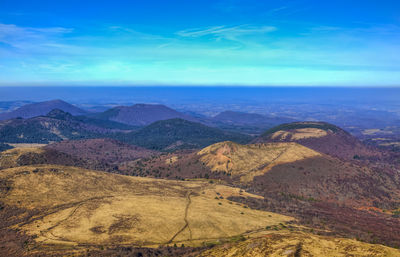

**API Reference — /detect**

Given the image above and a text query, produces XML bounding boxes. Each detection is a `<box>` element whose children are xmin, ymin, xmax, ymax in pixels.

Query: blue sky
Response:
<box><xmin>0</xmin><ymin>0</ymin><xmax>399</xmax><ymax>86</ymax></box>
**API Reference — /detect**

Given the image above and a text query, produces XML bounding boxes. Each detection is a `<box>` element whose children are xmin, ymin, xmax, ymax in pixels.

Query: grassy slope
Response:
<box><xmin>0</xmin><ymin>165</ymin><xmax>292</xmax><ymax>251</ymax></box>
<box><xmin>198</xmin><ymin>141</ymin><xmax>320</xmax><ymax>183</ymax></box>
<box><xmin>200</xmin><ymin>230</ymin><xmax>400</xmax><ymax>257</ymax></box>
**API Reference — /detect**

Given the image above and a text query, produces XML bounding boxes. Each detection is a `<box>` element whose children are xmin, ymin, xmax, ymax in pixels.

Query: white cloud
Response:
<box><xmin>0</xmin><ymin>23</ymin><xmax>73</xmax><ymax>49</ymax></box>
<box><xmin>176</xmin><ymin>25</ymin><xmax>277</xmax><ymax>41</ymax></box>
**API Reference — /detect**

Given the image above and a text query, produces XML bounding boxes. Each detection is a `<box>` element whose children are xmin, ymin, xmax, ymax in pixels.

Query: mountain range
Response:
<box><xmin>1</xmin><ymin>100</ymin><xmax>400</xmax><ymax>255</ymax></box>
<box><xmin>89</xmin><ymin>103</ymin><xmax>198</xmax><ymax>126</ymax></box>
<box><xmin>0</xmin><ymin>99</ymin><xmax>87</xmax><ymax>120</ymax></box>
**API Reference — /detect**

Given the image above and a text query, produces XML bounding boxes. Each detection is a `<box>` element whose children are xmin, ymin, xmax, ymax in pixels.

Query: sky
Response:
<box><xmin>0</xmin><ymin>0</ymin><xmax>399</xmax><ymax>86</ymax></box>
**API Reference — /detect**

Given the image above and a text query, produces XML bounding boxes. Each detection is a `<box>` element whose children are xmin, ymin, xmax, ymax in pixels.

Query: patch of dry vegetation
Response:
<box><xmin>0</xmin><ymin>147</ymin><xmax>44</xmax><ymax>169</ymax></box>
<box><xmin>271</xmin><ymin>128</ymin><xmax>328</xmax><ymax>140</ymax></box>
<box><xmin>197</xmin><ymin>141</ymin><xmax>320</xmax><ymax>182</ymax></box>
<box><xmin>0</xmin><ymin>165</ymin><xmax>292</xmax><ymax>252</ymax></box>
<box><xmin>199</xmin><ymin>230</ymin><xmax>400</xmax><ymax>257</ymax></box>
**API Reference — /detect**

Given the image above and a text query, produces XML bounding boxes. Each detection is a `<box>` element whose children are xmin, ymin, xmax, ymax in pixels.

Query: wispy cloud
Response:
<box><xmin>0</xmin><ymin>23</ymin><xmax>73</xmax><ymax>49</ymax></box>
<box><xmin>176</xmin><ymin>25</ymin><xmax>277</xmax><ymax>42</ymax></box>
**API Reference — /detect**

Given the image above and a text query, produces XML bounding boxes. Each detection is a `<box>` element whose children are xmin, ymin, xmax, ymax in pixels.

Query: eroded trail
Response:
<box><xmin>166</xmin><ymin>191</ymin><xmax>192</xmax><ymax>244</ymax></box>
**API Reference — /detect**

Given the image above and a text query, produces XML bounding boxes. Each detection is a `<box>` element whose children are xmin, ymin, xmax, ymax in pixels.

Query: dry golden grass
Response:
<box><xmin>0</xmin><ymin>147</ymin><xmax>44</xmax><ymax>169</ymax></box>
<box><xmin>199</xmin><ymin>230</ymin><xmax>400</xmax><ymax>257</ymax></box>
<box><xmin>0</xmin><ymin>165</ymin><xmax>293</xmax><ymax>249</ymax></box>
<box><xmin>271</xmin><ymin>128</ymin><xmax>328</xmax><ymax>140</ymax></box>
<box><xmin>7</xmin><ymin>143</ymin><xmax>48</xmax><ymax>148</ymax></box>
<box><xmin>197</xmin><ymin>141</ymin><xmax>320</xmax><ymax>182</ymax></box>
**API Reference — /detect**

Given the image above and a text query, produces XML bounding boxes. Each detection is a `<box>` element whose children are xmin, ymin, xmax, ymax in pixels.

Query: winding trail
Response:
<box><xmin>166</xmin><ymin>191</ymin><xmax>192</xmax><ymax>244</ymax></box>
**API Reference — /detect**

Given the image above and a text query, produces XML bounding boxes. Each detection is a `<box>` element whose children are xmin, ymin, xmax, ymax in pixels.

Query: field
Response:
<box><xmin>0</xmin><ymin>164</ymin><xmax>293</xmax><ymax>253</ymax></box>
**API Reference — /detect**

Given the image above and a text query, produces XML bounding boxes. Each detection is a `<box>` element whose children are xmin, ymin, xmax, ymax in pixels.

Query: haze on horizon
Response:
<box><xmin>0</xmin><ymin>0</ymin><xmax>399</xmax><ymax>87</ymax></box>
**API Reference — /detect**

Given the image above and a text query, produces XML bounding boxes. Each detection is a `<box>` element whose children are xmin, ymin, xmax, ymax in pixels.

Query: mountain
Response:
<box><xmin>253</xmin><ymin>121</ymin><xmax>381</xmax><ymax>161</ymax></box>
<box><xmin>0</xmin><ymin>99</ymin><xmax>87</xmax><ymax>120</ymax></box>
<box><xmin>0</xmin><ymin>109</ymin><xmax>135</xmax><ymax>144</ymax></box>
<box><xmin>90</xmin><ymin>103</ymin><xmax>197</xmax><ymax>126</ymax></box>
<box><xmin>134</xmin><ymin>140</ymin><xmax>400</xmax><ymax>207</ymax></box>
<box><xmin>117</xmin><ymin>118</ymin><xmax>253</xmax><ymax>151</ymax></box>
<box><xmin>129</xmin><ymin>140</ymin><xmax>400</xmax><ymax>246</ymax></box>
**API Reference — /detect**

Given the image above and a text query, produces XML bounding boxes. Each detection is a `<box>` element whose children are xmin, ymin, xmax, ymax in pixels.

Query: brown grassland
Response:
<box><xmin>0</xmin><ymin>164</ymin><xmax>292</xmax><ymax>254</ymax></box>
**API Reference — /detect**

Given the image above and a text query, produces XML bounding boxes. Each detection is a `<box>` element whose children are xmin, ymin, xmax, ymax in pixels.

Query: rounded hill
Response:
<box><xmin>254</xmin><ymin>121</ymin><xmax>379</xmax><ymax>160</ymax></box>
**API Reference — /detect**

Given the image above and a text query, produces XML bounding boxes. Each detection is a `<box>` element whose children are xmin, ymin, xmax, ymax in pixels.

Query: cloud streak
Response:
<box><xmin>176</xmin><ymin>25</ymin><xmax>277</xmax><ymax>41</ymax></box>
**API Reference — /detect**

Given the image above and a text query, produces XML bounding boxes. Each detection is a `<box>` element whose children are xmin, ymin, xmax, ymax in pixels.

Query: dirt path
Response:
<box><xmin>166</xmin><ymin>191</ymin><xmax>192</xmax><ymax>244</ymax></box>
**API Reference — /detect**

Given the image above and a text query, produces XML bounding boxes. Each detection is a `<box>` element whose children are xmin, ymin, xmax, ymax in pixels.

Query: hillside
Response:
<box><xmin>90</xmin><ymin>103</ymin><xmax>197</xmax><ymax>126</ymax></box>
<box><xmin>200</xmin><ymin>230</ymin><xmax>400</xmax><ymax>257</ymax></box>
<box><xmin>0</xmin><ymin>100</ymin><xmax>87</xmax><ymax>120</ymax></box>
<box><xmin>0</xmin><ymin>164</ymin><xmax>293</xmax><ymax>255</ymax></box>
<box><xmin>45</xmin><ymin>138</ymin><xmax>158</xmax><ymax>164</ymax></box>
<box><xmin>134</xmin><ymin>141</ymin><xmax>400</xmax><ymax>207</ymax></box>
<box><xmin>198</xmin><ymin>141</ymin><xmax>320</xmax><ymax>183</ymax></box>
<box><xmin>0</xmin><ymin>142</ymin><xmax>155</xmax><ymax>173</ymax></box>
<box><xmin>0</xmin><ymin>109</ymin><xmax>135</xmax><ymax>144</ymax></box>
<box><xmin>117</xmin><ymin>118</ymin><xmax>253</xmax><ymax>151</ymax></box>
<box><xmin>129</xmin><ymin>140</ymin><xmax>400</xmax><ymax>246</ymax></box>
<box><xmin>0</xmin><ymin>143</ymin><xmax>12</xmax><ymax>152</ymax></box>
<box><xmin>0</xmin><ymin>146</ymin><xmax>105</xmax><ymax>172</ymax></box>
<box><xmin>254</xmin><ymin>121</ymin><xmax>381</xmax><ymax>160</ymax></box>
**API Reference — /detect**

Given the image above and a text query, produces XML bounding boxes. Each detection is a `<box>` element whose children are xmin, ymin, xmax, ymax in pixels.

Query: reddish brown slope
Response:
<box><xmin>45</xmin><ymin>138</ymin><xmax>158</xmax><ymax>164</ymax></box>
<box><xmin>253</xmin><ymin>121</ymin><xmax>381</xmax><ymax>161</ymax></box>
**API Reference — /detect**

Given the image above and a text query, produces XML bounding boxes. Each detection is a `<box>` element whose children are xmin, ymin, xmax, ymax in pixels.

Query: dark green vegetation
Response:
<box><xmin>0</xmin><ymin>109</ymin><xmax>135</xmax><ymax>144</ymax></box>
<box><xmin>0</xmin><ymin>143</ymin><xmax>12</xmax><ymax>151</ymax></box>
<box><xmin>117</xmin><ymin>118</ymin><xmax>253</xmax><ymax>151</ymax></box>
<box><xmin>0</xmin><ymin>109</ymin><xmax>252</xmax><ymax>152</ymax></box>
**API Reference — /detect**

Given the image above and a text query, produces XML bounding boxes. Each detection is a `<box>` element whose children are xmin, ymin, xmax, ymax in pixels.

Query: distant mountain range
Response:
<box><xmin>0</xmin><ymin>100</ymin><xmax>296</xmax><ymax>135</ymax></box>
<box><xmin>0</xmin><ymin>109</ymin><xmax>134</xmax><ymax>144</ymax></box>
<box><xmin>0</xmin><ymin>99</ymin><xmax>87</xmax><ymax>120</ymax></box>
<box><xmin>89</xmin><ymin>103</ymin><xmax>198</xmax><ymax>126</ymax></box>
<box><xmin>0</xmin><ymin>108</ymin><xmax>253</xmax><ymax>151</ymax></box>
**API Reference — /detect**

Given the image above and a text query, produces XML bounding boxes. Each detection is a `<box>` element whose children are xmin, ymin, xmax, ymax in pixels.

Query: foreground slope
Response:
<box><xmin>0</xmin><ymin>165</ymin><xmax>292</xmax><ymax>253</ymax></box>
<box><xmin>200</xmin><ymin>231</ymin><xmax>400</xmax><ymax>257</ymax></box>
<box><xmin>131</xmin><ymin>140</ymin><xmax>400</xmax><ymax>246</ymax></box>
